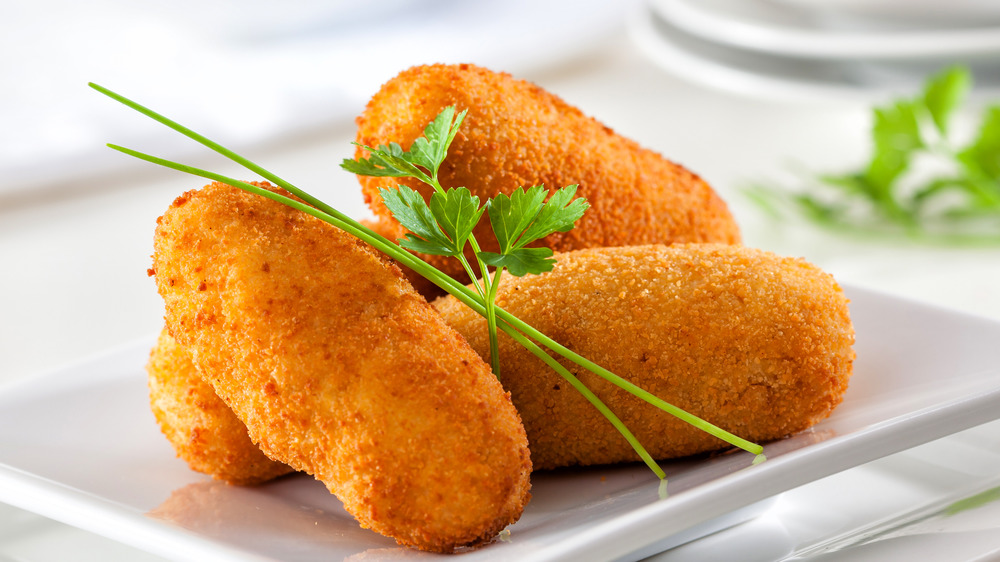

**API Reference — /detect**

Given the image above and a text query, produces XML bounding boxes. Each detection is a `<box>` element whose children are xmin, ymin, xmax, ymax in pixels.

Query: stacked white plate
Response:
<box><xmin>628</xmin><ymin>0</ymin><xmax>1000</xmax><ymax>102</ymax></box>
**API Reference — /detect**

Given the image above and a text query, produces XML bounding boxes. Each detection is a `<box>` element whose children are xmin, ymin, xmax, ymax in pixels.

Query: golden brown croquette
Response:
<box><xmin>354</xmin><ymin>63</ymin><xmax>741</xmax><ymax>285</ymax></box>
<box><xmin>433</xmin><ymin>244</ymin><xmax>855</xmax><ymax>470</ymax></box>
<box><xmin>147</xmin><ymin>327</ymin><xmax>294</xmax><ymax>485</ymax></box>
<box><xmin>152</xmin><ymin>181</ymin><xmax>531</xmax><ymax>552</ymax></box>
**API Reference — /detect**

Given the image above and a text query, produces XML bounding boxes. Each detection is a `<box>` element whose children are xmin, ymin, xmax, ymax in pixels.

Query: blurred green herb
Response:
<box><xmin>944</xmin><ymin>485</ymin><xmax>1000</xmax><ymax>516</ymax></box>
<box><xmin>747</xmin><ymin>66</ymin><xmax>1000</xmax><ymax>244</ymax></box>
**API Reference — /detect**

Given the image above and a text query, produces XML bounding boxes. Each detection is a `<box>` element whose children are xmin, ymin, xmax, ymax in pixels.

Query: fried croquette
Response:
<box><xmin>147</xmin><ymin>328</ymin><xmax>293</xmax><ymax>485</ymax></box>
<box><xmin>354</xmin><ymin>63</ymin><xmax>741</xmax><ymax>285</ymax></box>
<box><xmin>360</xmin><ymin>218</ymin><xmax>442</xmax><ymax>301</ymax></box>
<box><xmin>152</xmin><ymin>181</ymin><xmax>532</xmax><ymax>552</ymax></box>
<box><xmin>433</xmin><ymin>244</ymin><xmax>855</xmax><ymax>470</ymax></box>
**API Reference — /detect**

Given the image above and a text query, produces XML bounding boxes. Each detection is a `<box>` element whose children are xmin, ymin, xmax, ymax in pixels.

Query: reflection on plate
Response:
<box><xmin>629</xmin><ymin>2</ymin><xmax>1000</xmax><ymax>103</ymax></box>
<box><xmin>1</xmin><ymin>286</ymin><xmax>1000</xmax><ymax>561</ymax></box>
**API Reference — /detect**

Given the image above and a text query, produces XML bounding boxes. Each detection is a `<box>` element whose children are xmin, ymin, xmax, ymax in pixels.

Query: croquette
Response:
<box><xmin>354</xmin><ymin>63</ymin><xmax>741</xmax><ymax>285</ymax></box>
<box><xmin>152</xmin><ymin>181</ymin><xmax>532</xmax><ymax>552</ymax></box>
<box><xmin>147</xmin><ymin>328</ymin><xmax>293</xmax><ymax>485</ymax></box>
<box><xmin>360</xmin><ymin>218</ymin><xmax>442</xmax><ymax>301</ymax></box>
<box><xmin>433</xmin><ymin>244</ymin><xmax>855</xmax><ymax>470</ymax></box>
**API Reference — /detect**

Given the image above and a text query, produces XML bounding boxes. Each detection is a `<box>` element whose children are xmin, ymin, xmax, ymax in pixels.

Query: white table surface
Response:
<box><xmin>3</xmin><ymin>7</ymin><xmax>1000</xmax><ymax>561</ymax></box>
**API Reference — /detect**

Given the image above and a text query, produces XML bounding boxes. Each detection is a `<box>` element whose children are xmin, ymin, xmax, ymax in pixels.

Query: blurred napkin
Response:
<box><xmin>1</xmin><ymin>0</ymin><xmax>633</xmax><ymax>195</ymax></box>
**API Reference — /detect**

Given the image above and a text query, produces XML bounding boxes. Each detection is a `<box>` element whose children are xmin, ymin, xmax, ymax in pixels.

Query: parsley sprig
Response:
<box><xmin>91</xmin><ymin>83</ymin><xmax>765</xmax><ymax>481</ymax></box>
<box><xmin>747</xmin><ymin>66</ymin><xmax>1000</xmax><ymax>244</ymax></box>
<box><xmin>343</xmin><ymin>110</ymin><xmax>587</xmax><ymax>377</ymax></box>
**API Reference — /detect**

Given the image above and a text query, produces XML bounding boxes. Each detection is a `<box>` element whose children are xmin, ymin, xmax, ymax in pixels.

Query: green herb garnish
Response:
<box><xmin>90</xmin><ymin>83</ymin><xmax>766</xmax><ymax>481</ymax></box>
<box><xmin>747</xmin><ymin>66</ymin><xmax>1000</xmax><ymax>244</ymax></box>
<box><xmin>944</xmin><ymin>485</ymin><xmax>1000</xmax><ymax>516</ymax></box>
<box><xmin>342</xmin><ymin>113</ymin><xmax>587</xmax><ymax>378</ymax></box>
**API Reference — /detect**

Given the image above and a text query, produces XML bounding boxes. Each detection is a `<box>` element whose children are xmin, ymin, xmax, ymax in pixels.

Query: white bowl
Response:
<box><xmin>764</xmin><ymin>0</ymin><xmax>1000</xmax><ymax>26</ymax></box>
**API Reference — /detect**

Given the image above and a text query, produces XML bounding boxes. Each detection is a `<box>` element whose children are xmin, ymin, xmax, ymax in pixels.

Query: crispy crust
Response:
<box><xmin>147</xmin><ymin>327</ymin><xmax>293</xmax><ymax>485</ymax></box>
<box><xmin>359</xmin><ymin>218</ymin><xmax>442</xmax><ymax>301</ymax></box>
<box><xmin>433</xmin><ymin>244</ymin><xmax>855</xmax><ymax>470</ymax></box>
<box><xmin>354</xmin><ymin>63</ymin><xmax>741</xmax><ymax>285</ymax></box>
<box><xmin>151</xmin><ymin>182</ymin><xmax>531</xmax><ymax>552</ymax></box>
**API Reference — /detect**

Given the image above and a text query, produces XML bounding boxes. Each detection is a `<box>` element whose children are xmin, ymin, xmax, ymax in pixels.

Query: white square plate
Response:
<box><xmin>1</xmin><ymin>285</ymin><xmax>999</xmax><ymax>561</ymax></box>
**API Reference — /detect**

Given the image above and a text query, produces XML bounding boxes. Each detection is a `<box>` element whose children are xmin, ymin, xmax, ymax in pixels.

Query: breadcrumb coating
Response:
<box><xmin>147</xmin><ymin>328</ymin><xmax>293</xmax><ymax>485</ymax></box>
<box><xmin>359</xmin><ymin>218</ymin><xmax>442</xmax><ymax>301</ymax></box>
<box><xmin>152</xmin><ymin>182</ymin><xmax>531</xmax><ymax>552</ymax></box>
<box><xmin>433</xmin><ymin>244</ymin><xmax>855</xmax><ymax>470</ymax></box>
<box><xmin>354</xmin><ymin>63</ymin><xmax>741</xmax><ymax>287</ymax></box>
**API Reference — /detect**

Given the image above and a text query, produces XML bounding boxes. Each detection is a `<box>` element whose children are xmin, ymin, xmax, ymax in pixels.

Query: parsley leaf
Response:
<box><xmin>379</xmin><ymin>185</ymin><xmax>456</xmax><ymax>256</ymax></box>
<box><xmin>865</xmin><ymin>100</ymin><xmax>924</xmax><ymax>196</ymax></box>
<box><xmin>486</xmin><ymin>185</ymin><xmax>589</xmax><ymax>254</ymax></box>
<box><xmin>408</xmin><ymin>106</ymin><xmax>467</xmax><ymax>177</ymax></box>
<box><xmin>481</xmin><ymin>184</ymin><xmax>589</xmax><ymax>276</ymax></box>
<box><xmin>485</xmin><ymin>185</ymin><xmax>549</xmax><ymax>254</ymax></box>
<box><xmin>341</xmin><ymin>107</ymin><xmax>467</xmax><ymax>187</ymax></box>
<box><xmin>959</xmin><ymin>106</ymin><xmax>1000</xmax><ymax>182</ymax></box>
<box><xmin>479</xmin><ymin>247</ymin><xmax>556</xmax><ymax>277</ymax></box>
<box><xmin>924</xmin><ymin>65</ymin><xmax>971</xmax><ymax>137</ymax></box>
<box><xmin>429</xmin><ymin>186</ymin><xmax>485</xmax><ymax>255</ymax></box>
<box><xmin>342</xmin><ymin>142</ymin><xmax>429</xmax><ymax>183</ymax></box>
<box><xmin>519</xmin><ymin>184</ymin><xmax>589</xmax><ymax>244</ymax></box>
